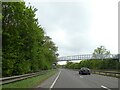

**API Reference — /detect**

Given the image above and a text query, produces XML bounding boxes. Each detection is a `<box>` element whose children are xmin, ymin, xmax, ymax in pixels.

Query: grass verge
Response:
<box><xmin>2</xmin><ymin>69</ymin><xmax>57</xmax><ymax>88</ymax></box>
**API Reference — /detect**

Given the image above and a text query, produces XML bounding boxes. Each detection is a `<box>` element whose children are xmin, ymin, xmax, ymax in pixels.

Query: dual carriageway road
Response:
<box><xmin>37</xmin><ymin>69</ymin><xmax>119</xmax><ymax>90</ymax></box>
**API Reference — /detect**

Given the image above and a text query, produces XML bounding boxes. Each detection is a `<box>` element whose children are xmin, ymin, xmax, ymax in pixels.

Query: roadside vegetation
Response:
<box><xmin>0</xmin><ymin>2</ymin><xmax>2</xmax><ymax>79</ymax></box>
<box><xmin>2</xmin><ymin>2</ymin><xmax>58</xmax><ymax>77</ymax></box>
<box><xmin>0</xmin><ymin>14</ymin><xmax>1</xmax><ymax>34</ymax></box>
<box><xmin>65</xmin><ymin>46</ymin><xmax>120</xmax><ymax>71</ymax></box>
<box><xmin>2</xmin><ymin>69</ymin><xmax>57</xmax><ymax>88</ymax></box>
<box><xmin>65</xmin><ymin>59</ymin><xmax>120</xmax><ymax>71</ymax></box>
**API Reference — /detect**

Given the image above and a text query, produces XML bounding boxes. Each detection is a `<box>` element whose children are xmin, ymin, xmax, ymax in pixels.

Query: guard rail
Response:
<box><xmin>92</xmin><ymin>70</ymin><xmax>120</xmax><ymax>77</ymax></box>
<box><xmin>0</xmin><ymin>70</ymin><xmax>48</xmax><ymax>85</ymax></box>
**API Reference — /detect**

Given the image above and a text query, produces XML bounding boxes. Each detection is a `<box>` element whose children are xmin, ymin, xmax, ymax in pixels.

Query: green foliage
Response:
<box><xmin>64</xmin><ymin>46</ymin><xmax>120</xmax><ymax>70</ymax></box>
<box><xmin>65</xmin><ymin>59</ymin><xmax>120</xmax><ymax>70</ymax></box>
<box><xmin>92</xmin><ymin>46</ymin><xmax>110</xmax><ymax>59</ymax></box>
<box><xmin>2</xmin><ymin>2</ymin><xmax>58</xmax><ymax>77</ymax></box>
<box><xmin>0</xmin><ymin>12</ymin><xmax>1</xmax><ymax>34</ymax></box>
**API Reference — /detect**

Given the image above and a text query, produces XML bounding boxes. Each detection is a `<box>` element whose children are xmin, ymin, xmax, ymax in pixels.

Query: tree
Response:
<box><xmin>2</xmin><ymin>2</ymin><xmax>58</xmax><ymax>76</ymax></box>
<box><xmin>92</xmin><ymin>46</ymin><xmax>110</xmax><ymax>59</ymax></box>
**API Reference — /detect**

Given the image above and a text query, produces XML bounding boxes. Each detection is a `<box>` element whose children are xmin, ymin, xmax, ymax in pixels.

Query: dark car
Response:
<box><xmin>79</xmin><ymin>67</ymin><xmax>91</xmax><ymax>75</ymax></box>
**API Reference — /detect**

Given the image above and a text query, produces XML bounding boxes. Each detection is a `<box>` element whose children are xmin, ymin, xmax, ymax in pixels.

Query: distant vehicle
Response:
<box><xmin>79</xmin><ymin>67</ymin><xmax>91</xmax><ymax>75</ymax></box>
<box><xmin>52</xmin><ymin>63</ymin><xmax>57</xmax><ymax>69</ymax></box>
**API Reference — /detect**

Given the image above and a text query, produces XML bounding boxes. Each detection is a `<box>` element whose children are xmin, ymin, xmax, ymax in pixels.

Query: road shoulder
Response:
<box><xmin>37</xmin><ymin>70</ymin><xmax>60</xmax><ymax>88</ymax></box>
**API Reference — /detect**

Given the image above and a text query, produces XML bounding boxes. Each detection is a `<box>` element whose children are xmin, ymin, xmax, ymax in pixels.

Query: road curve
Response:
<box><xmin>37</xmin><ymin>69</ymin><xmax>119</xmax><ymax>89</ymax></box>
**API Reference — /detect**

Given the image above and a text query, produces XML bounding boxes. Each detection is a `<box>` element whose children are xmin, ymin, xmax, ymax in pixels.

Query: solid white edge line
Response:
<box><xmin>101</xmin><ymin>85</ymin><xmax>111</xmax><ymax>90</ymax></box>
<box><xmin>50</xmin><ymin>70</ymin><xmax>61</xmax><ymax>89</ymax></box>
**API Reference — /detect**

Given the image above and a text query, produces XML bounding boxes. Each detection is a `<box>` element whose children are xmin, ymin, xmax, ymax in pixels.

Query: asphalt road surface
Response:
<box><xmin>37</xmin><ymin>69</ymin><xmax>119</xmax><ymax>90</ymax></box>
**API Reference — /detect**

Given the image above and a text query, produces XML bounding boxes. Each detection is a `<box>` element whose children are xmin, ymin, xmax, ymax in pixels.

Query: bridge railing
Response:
<box><xmin>58</xmin><ymin>54</ymin><xmax>119</xmax><ymax>61</ymax></box>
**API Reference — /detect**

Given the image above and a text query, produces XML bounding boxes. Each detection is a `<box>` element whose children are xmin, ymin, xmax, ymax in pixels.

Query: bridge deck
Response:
<box><xmin>58</xmin><ymin>54</ymin><xmax>119</xmax><ymax>61</ymax></box>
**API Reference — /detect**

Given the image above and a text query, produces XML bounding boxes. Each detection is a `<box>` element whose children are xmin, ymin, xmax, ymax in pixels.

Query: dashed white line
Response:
<box><xmin>79</xmin><ymin>76</ymin><xmax>83</xmax><ymax>78</ymax></box>
<box><xmin>101</xmin><ymin>85</ymin><xmax>111</xmax><ymax>90</ymax></box>
<box><xmin>50</xmin><ymin>71</ymin><xmax>61</xmax><ymax>89</ymax></box>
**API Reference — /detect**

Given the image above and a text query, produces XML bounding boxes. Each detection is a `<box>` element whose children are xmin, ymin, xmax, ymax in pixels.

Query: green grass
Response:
<box><xmin>0</xmin><ymin>85</ymin><xmax>2</xmax><ymax>90</ymax></box>
<box><xmin>2</xmin><ymin>69</ymin><xmax>57</xmax><ymax>88</ymax></box>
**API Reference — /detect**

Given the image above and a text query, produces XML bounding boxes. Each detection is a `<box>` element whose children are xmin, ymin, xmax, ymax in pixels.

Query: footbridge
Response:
<box><xmin>58</xmin><ymin>54</ymin><xmax>119</xmax><ymax>61</ymax></box>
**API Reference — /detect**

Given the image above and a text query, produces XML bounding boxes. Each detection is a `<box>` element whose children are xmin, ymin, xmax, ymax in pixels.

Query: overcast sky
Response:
<box><xmin>25</xmin><ymin>0</ymin><xmax>119</xmax><ymax>57</ymax></box>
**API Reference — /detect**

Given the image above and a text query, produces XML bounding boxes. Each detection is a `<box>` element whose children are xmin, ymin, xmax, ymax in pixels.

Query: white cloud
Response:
<box><xmin>88</xmin><ymin>0</ymin><xmax>118</xmax><ymax>54</ymax></box>
<box><xmin>24</xmin><ymin>0</ymin><xmax>119</xmax><ymax>57</ymax></box>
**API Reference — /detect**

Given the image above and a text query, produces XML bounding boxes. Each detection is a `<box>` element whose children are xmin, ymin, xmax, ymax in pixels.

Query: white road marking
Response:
<box><xmin>101</xmin><ymin>85</ymin><xmax>111</xmax><ymax>90</ymax></box>
<box><xmin>50</xmin><ymin>71</ymin><xmax>61</xmax><ymax>89</ymax></box>
<box><xmin>79</xmin><ymin>76</ymin><xmax>83</xmax><ymax>78</ymax></box>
